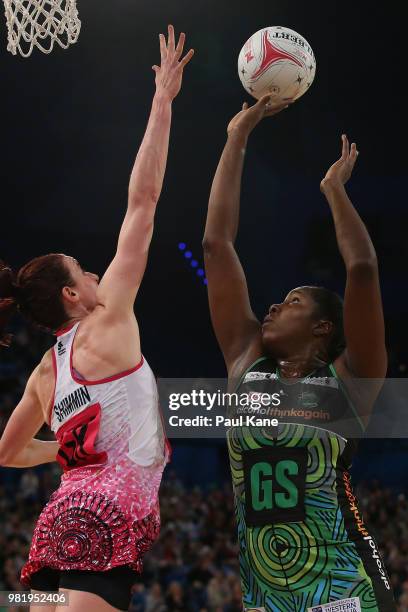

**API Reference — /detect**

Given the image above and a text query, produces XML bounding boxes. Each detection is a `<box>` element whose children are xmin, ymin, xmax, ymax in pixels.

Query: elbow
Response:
<box><xmin>202</xmin><ymin>237</ymin><xmax>214</xmax><ymax>253</ymax></box>
<box><xmin>128</xmin><ymin>188</ymin><xmax>159</xmax><ymax>210</ymax></box>
<box><xmin>0</xmin><ymin>438</ymin><xmax>25</xmax><ymax>467</ymax></box>
<box><xmin>0</xmin><ymin>442</ymin><xmax>7</xmax><ymax>466</ymax></box>
<box><xmin>0</xmin><ymin>450</ymin><xmax>12</xmax><ymax>467</ymax></box>
<box><xmin>347</xmin><ymin>257</ymin><xmax>378</xmax><ymax>280</ymax></box>
<box><xmin>202</xmin><ymin>236</ymin><xmax>232</xmax><ymax>254</ymax></box>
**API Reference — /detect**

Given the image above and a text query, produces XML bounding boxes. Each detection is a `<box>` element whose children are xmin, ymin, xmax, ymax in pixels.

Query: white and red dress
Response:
<box><xmin>21</xmin><ymin>322</ymin><xmax>170</xmax><ymax>586</ymax></box>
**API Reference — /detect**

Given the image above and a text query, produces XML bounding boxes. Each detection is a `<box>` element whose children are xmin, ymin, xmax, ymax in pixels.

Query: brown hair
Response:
<box><xmin>0</xmin><ymin>254</ymin><xmax>74</xmax><ymax>347</ymax></box>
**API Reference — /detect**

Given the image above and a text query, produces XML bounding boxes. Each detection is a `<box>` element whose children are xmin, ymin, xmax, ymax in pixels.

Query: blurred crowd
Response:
<box><xmin>1</xmin><ymin>468</ymin><xmax>408</xmax><ymax>611</ymax></box>
<box><xmin>1</xmin><ymin>323</ymin><xmax>408</xmax><ymax>611</ymax></box>
<box><xmin>133</xmin><ymin>478</ymin><xmax>408</xmax><ymax>612</ymax></box>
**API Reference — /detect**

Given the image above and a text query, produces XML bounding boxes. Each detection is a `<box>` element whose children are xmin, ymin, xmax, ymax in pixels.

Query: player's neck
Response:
<box><xmin>55</xmin><ymin>316</ymin><xmax>83</xmax><ymax>335</ymax></box>
<box><xmin>277</xmin><ymin>353</ymin><xmax>327</xmax><ymax>379</ymax></box>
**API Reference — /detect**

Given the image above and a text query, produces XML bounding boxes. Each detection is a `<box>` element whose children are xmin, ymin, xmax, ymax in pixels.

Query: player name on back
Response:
<box><xmin>53</xmin><ymin>385</ymin><xmax>91</xmax><ymax>423</ymax></box>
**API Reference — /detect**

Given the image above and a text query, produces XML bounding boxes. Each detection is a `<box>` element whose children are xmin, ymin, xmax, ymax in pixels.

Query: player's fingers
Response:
<box><xmin>175</xmin><ymin>32</ymin><xmax>185</xmax><ymax>60</ymax></box>
<box><xmin>265</xmin><ymin>99</ymin><xmax>290</xmax><ymax>114</ymax></box>
<box><xmin>152</xmin><ymin>65</ymin><xmax>159</xmax><ymax>74</ymax></box>
<box><xmin>179</xmin><ymin>48</ymin><xmax>194</xmax><ymax>67</ymax></box>
<box><xmin>168</xmin><ymin>24</ymin><xmax>175</xmax><ymax>53</ymax></box>
<box><xmin>258</xmin><ymin>94</ymin><xmax>273</xmax><ymax>106</ymax></box>
<box><xmin>265</xmin><ymin>107</ymin><xmax>288</xmax><ymax>117</ymax></box>
<box><xmin>255</xmin><ymin>95</ymin><xmax>272</xmax><ymax>114</ymax></box>
<box><xmin>341</xmin><ymin>134</ymin><xmax>348</xmax><ymax>160</ymax></box>
<box><xmin>262</xmin><ymin>94</ymin><xmax>292</xmax><ymax>113</ymax></box>
<box><xmin>159</xmin><ymin>33</ymin><xmax>167</xmax><ymax>62</ymax></box>
<box><xmin>350</xmin><ymin>142</ymin><xmax>359</xmax><ymax>163</ymax></box>
<box><xmin>242</xmin><ymin>102</ymin><xmax>249</xmax><ymax>110</ymax></box>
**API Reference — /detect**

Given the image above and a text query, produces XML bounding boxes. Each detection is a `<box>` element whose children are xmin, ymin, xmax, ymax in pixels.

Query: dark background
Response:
<box><xmin>1</xmin><ymin>0</ymin><xmax>407</xmax><ymax>486</ymax></box>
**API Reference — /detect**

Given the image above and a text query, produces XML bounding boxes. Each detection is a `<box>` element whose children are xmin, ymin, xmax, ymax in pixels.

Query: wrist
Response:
<box><xmin>153</xmin><ymin>90</ymin><xmax>173</xmax><ymax>106</ymax></box>
<box><xmin>321</xmin><ymin>177</ymin><xmax>345</xmax><ymax>193</ymax></box>
<box><xmin>227</xmin><ymin>127</ymin><xmax>249</xmax><ymax>146</ymax></box>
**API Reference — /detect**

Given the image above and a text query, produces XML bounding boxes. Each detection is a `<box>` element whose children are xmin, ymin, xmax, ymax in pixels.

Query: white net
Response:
<box><xmin>3</xmin><ymin>0</ymin><xmax>81</xmax><ymax>58</ymax></box>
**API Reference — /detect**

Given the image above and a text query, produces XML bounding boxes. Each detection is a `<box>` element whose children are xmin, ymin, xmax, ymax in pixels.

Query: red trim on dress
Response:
<box><xmin>55</xmin><ymin>322</ymin><xmax>78</xmax><ymax>337</ymax></box>
<box><xmin>69</xmin><ymin>324</ymin><xmax>144</xmax><ymax>386</ymax></box>
<box><xmin>47</xmin><ymin>348</ymin><xmax>58</xmax><ymax>426</ymax></box>
<box><xmin>165</xmin><ymin>438</ymin><xmax>172</xmax><ymax>459</ymax></box>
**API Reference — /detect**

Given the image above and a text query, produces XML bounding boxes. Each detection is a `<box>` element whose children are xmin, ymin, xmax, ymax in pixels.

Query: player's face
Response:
<box><xmin>63</xmin><ymin>256</ymin><xmax>99</xmax><ymax>310</ymax></box>
<box><xmin>262</xmin><ymin>287</ymin><xmax>318</xmax><ymax>354</ymax></box>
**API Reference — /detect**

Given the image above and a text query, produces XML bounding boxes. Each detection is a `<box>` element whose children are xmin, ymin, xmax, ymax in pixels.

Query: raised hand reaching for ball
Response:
<box><xmin>227</xmin><ymin>94</ymin><xmax>293</xmax><ymax>136</ymax></box>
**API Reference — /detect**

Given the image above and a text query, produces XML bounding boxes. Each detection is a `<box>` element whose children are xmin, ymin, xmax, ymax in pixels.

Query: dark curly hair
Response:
<box><xmin>302</xmin><ymin>285</ymin><xmax>345</xmax><ymax>362</ymax></box>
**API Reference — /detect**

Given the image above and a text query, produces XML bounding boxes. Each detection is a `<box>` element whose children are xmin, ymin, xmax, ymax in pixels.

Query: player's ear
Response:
<box><xmin>61</xmin><ymin>286</ymin><xmax>79</xmax><ymax>304</ymax></box>
<box><xmin>312</xmin><ymin>319</ymin><xmax>333</xmax><ymax>338</ymax></box>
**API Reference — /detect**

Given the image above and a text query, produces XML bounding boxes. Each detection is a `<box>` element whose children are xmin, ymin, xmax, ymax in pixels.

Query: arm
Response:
<box><xmin>0</xmin><ymin>367</ymin><xmax>57</xmax><ymax>468</ymax></box>
<box><xmin>321</xmin><ymin>135</ymin><xmax>387</xmax><ymax>378</ymax></box>
<box><xmin>203</xmin><ymin>96</ymin><xmax>290</xmax><ymax>372</ymax></box>
<box><xmin>96</xmin><ymin>26</ymin><xmax>194</xmax><ymax>318</ymax></box>
<box><xmin>3</xmin><ymin>439</ymin><xmax>59</xmax><ymax>468</ymax></box>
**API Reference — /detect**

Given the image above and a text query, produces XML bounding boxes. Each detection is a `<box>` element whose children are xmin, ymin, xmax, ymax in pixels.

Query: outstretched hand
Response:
<box><xmin>227</xmin><ymin>95</ymin><xmax>292</xmax><ymax>136</ymax></box>
<box><xmin>152</xmin><ymin>25</ymin><xmax>194</xmax><ymax>101</ymax></box>
<box><xmin>321</xmin><ymin>134</ymin><xmax>359</xmax><ymax>192</ymax></box>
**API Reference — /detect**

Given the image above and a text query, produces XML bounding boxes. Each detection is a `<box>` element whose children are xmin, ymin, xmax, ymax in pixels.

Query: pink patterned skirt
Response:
<box><xmin>21</xmin><ymin>457</ymin><xmax>164</xmax><ymax>587</ymax></box>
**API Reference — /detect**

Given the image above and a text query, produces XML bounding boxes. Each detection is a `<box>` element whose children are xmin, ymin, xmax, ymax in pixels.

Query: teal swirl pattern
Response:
<box><xmin>228</xmin><ymin>423</ymin><xmax>381</xmax><ymax>611</ymax></box>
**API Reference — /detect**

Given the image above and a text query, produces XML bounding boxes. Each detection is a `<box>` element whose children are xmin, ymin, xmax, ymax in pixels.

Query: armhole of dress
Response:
<box><xmin>233</xmin><ymin>356</ymin><xmax>269</xmax><ymax>392</ymax></box>
<box><xmin>329</xmin><ymin>362</ymin><xmax>365</xmax><ymax>433</ymax></box>
<box><xmin>47</xmin><ymin>348</ymin><xmax>57</xmax><ymax>427</ymax></box>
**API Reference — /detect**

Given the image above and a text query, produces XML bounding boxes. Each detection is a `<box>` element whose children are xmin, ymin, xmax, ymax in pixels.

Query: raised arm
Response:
<box><xmin>203</xmin><ymin>96</ymin><xmax>290</xmax><ymax>373</ymax></box>
<box><xmin>96</xmin><ymin>26</ymin><xmax>193</xmax><ymax>318</ymax></box>
<box><xmin>321</xmin><ymin>135</ymin><xmax>387</xmax><ymax>379</ymax></box>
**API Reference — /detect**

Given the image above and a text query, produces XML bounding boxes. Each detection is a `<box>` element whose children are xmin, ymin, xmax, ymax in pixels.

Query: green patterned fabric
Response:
<box><xmin>227</xmin><ymin>359</ymin><xmax>395</xmax><ymax>612</ymax></box>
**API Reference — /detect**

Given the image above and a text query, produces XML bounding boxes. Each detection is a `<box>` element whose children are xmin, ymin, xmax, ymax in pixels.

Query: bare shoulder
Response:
<box><xmin>38</xmin><ymin>348</ymin><xmax>53</xmax><ymax>374</ymax></box>
<box><xmin>228</xmin><ymin>338</ymin><xmax>264</xmax><ymax>383</ymax></box>
<box><xmin>35</xmin><ymin>348</ymin><xmax>54</xmax><ymax>390</ymax></box>
<box><xmin>73</xmin><ymin>308</ymin><xmax>142</xmax><ymax>378</ymax></box>
<box><xmin>79</xmin><ymin>307</ymin><xmax>140</xmax><ymax>348</ymax></box>
<box><xmin>35</xmin><ymin>349</ymin><xmax>56</xmax><ymax>421</ymax></box>
<box><xmin>333</xmin><ymin>353</ymin><xmax>384</xmax><ymax>427</ymax></box>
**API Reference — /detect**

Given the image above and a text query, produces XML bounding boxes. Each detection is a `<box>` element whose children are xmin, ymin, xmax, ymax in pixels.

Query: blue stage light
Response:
<box><xmin>178</xmin><ymin>243</ymin><xmax>206</xmax><ymax>288</ymax></box>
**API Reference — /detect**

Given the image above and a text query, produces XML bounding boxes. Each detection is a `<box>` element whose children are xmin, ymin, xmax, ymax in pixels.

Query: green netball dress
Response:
<box><xmin>227</xmin><ymin>357</ymin><xmax>395</xmax><ymax>612</ymax></box>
